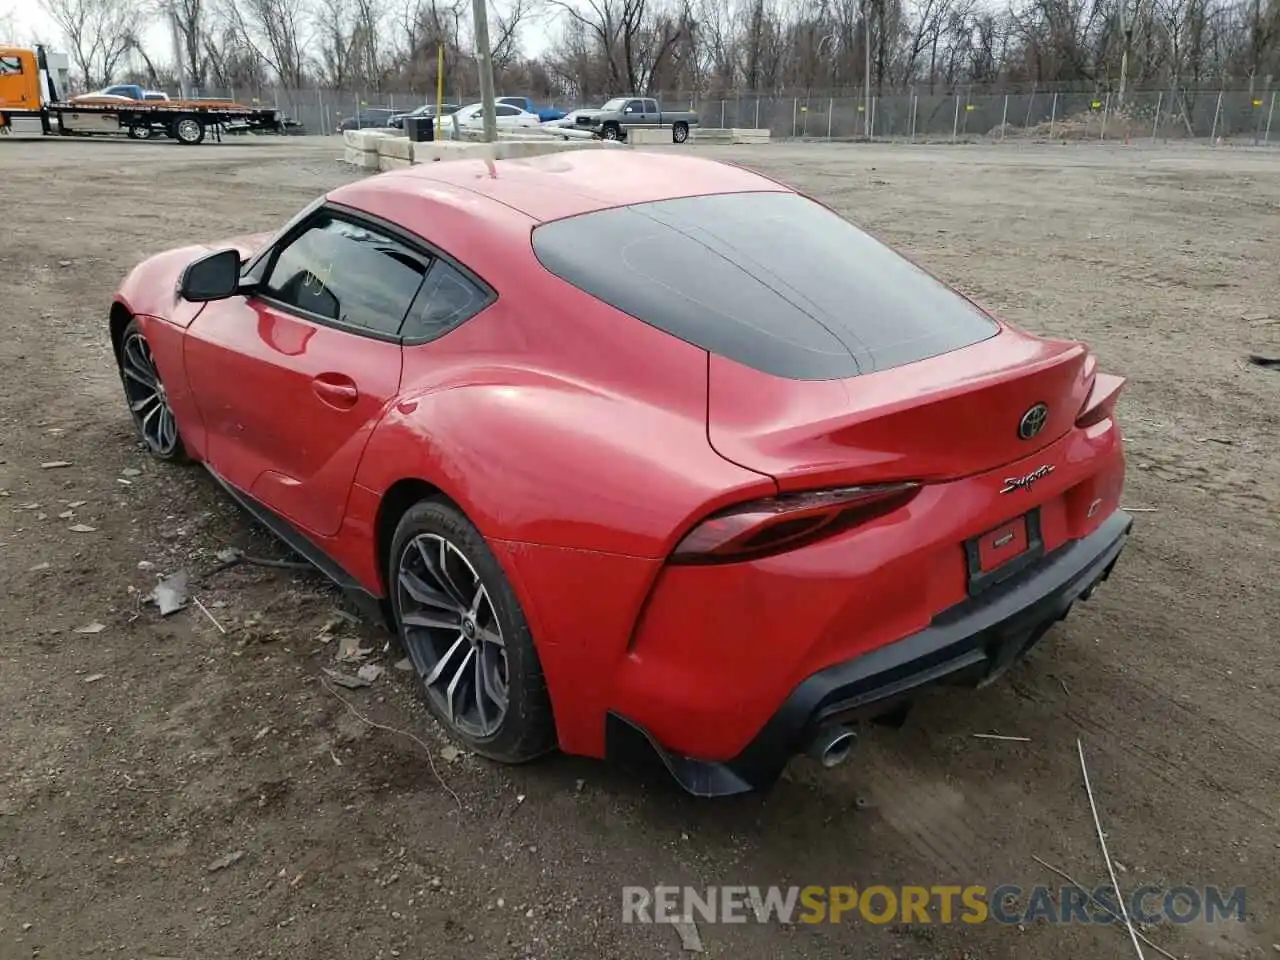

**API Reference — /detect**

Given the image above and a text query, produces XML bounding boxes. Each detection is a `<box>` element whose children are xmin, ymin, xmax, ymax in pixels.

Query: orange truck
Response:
<box><xmin>1</xmin><ymin>45</ymin><xmax>281</xmax><ymax>144</ymax></box>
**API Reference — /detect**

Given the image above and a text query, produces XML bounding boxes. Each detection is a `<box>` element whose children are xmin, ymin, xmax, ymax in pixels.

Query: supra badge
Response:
<box><xmin>1001</xmin><ymin>464</ymin><xmax>1054</xmax><ymax>494</ymax></box>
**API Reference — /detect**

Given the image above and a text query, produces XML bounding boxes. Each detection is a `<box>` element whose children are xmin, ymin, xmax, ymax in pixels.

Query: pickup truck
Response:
<box><xmin>572</xmin><ymin>97</ymin><xmax>698</xmax><ymax>142</ymax></box>
<box><xmin>497</xmin><ymin>96</ymin><xmax>566</xmax><ymax>123</ymax></box>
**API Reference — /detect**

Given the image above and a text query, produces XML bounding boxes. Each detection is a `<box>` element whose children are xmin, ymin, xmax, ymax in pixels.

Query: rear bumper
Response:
<box><xmin>606</xmin><ymin>509</ymin><xmax>1133</xmax><ymax>797</ymax></box>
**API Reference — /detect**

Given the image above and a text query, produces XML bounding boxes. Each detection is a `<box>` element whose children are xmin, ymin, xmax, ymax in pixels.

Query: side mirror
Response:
<box><xmin>179</xmin><ymin>248</ymin><xmax>242</xmax><ymax>302</ymax></box>
<box><xmin>624</xmin><ymin>107</ymin><xmax>634</xmax><ymax>114</ymax></box>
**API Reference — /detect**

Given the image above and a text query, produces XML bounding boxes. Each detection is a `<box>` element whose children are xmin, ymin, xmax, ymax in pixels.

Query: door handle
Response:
<box><xmin>312</xmin><ymin>374</ymin><xmax>359</xmax><ymax>409</ymax></box>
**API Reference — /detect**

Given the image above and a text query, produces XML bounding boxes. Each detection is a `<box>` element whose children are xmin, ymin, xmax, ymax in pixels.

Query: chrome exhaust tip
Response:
<box><xmin>807</xmin><ymin>726</ymin><xmax>858</xmax><ymax>769</ymax></box>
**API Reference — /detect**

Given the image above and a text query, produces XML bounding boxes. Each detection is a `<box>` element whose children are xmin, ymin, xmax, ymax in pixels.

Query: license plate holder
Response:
<box><xmin>965</xmin><ymin>509</ymin><xmax>1045</xmax><ymax>596</ymax></box>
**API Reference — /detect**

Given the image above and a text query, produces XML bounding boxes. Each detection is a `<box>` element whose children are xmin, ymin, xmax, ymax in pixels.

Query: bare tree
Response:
<box><xmin>222</xmin><ymin>0</ymin><xmax>311</xmax><ymax>86</ymax></box>
<box><xmin>40</xmin><ymin>0</ymin><xmax>140</xmax><ymax>87</ymax></box>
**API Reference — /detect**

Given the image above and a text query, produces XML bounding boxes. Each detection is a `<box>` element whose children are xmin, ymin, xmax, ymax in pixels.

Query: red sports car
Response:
<box><xmin>110</xmin><ymin>150</ymin><xmax>1130</xmax><ymax>796</ymax></box>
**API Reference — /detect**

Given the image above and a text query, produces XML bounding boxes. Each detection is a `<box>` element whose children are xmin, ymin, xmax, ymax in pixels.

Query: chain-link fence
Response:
<box><xmin>707</xmin><ymin>88</ymin><xmax>1278</xmax><ymax>144</ymax></box>
<box><xmin>199</xmin><ymin>83</ymin><xmax>1277</xmax><ymax>145</ymax></box>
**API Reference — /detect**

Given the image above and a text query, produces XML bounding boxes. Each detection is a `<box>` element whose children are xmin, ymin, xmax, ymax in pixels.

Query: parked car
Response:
<box><xmin>451</xmin><ymin>101</ymin><xmax>540</xmax><ymax>130</ymax></box>
<box><xmin>389</xmin><ymin>102</ymin><xmax>461</xmax><ymax>129</ymax></box>
<box><xmin>72</xmin><ymin>84</ymin><xmax>169</xmax><ymax>102</ymax></box>
<box><xmin>497</xmin><ymin>95</ymin><xmax>565</xmax><ymax>123</ymax></box>
<box><xmin>574</xmin><ymin>96</ymin><xmax>698</xmax><ymax>142</ymax></box>
<box><xmin>336</xmin><ymin>108</ymin><xmax>396</xmax><ymax>132</ymax></box>
<box><xmin>107</xmin><ymin>150</ymin><xmax>1131</xmax><ymax>797</ymax></box>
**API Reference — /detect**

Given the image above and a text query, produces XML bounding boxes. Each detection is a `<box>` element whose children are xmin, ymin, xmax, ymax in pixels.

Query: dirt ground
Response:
<box><xmin>0</xmin><ymin>134</ymin><xmax>1277</xmax><ymax>960</ymax></box>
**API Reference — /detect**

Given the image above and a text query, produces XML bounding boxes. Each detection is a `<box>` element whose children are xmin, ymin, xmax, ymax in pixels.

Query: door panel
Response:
<box><xmin>184</xmin><ymin>298</ymin><xmax>403</xmax><ymax>537</ymax></box>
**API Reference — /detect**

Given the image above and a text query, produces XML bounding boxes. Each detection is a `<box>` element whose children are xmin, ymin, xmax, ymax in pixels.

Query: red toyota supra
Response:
<box><xmin>109</xmin><ymin>150</ymin><xmax>1130</xmax><ymax>795</ymax></box>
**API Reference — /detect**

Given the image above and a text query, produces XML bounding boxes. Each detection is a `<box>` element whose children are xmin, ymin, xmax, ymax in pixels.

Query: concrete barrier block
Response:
<box><xmin>729</xmin><ymin>127</ymin><xmax>772</xmax><ymax>144</ymax></box>
<box><xmin>378</xmin><ymin>136</ymin><xmax>414</xmax><ymax>161</ymax></box>
<box><xmin>378</xmin><ymin>155</ymin><xmax>414</xmax><ymax>171</ymax></box>
<box><xmin>628</xmin><ymin>128</ymin><xmax>674</xmax><ymax>145</ymax></box>
<box><xmin>346</xmin><ymin>128</ymin><xmax>395</xmax><ymax>151</ymax></box>
<box><xmin>343</xmin><ymin>145</ymin><xmax>381</xmax><ymax>169</ymax></box>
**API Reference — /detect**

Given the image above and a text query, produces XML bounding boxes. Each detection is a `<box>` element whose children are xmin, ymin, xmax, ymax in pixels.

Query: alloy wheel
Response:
<box><xmin>397</xmin><ymin>533</ymin><xmax>509</xmax><ymax>738</ymax></box>
<box><xmin>120</xmin><ymin>332</ymin><xmax>180</xmax><ymax>456</ymax></box>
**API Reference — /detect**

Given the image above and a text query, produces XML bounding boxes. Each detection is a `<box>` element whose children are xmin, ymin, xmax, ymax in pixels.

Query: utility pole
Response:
<box><xmin>165</xmin><ymin>0</ymin><xmax>191</xmax><ymax>98</ymax></box>
<box><xmin>471</xmin><ymin>0</ymin><xmax>498</xmax><ymax>141</ymax></box>
<box><xmin>1117</xmin><ymin>0</ymin><xmax>1132</xmax><ymax>107</ymax></box>
<box><xmin>862</xmin><ymin>0</ymin><xmax>872</xmax><ymax>139</ymax></box>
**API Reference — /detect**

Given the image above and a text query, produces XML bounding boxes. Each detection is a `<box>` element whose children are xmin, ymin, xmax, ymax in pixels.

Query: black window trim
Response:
<box><xmin>243</xmin><ymin>201</ymin><xmax>497</xmax><ymax>346</ymax></box>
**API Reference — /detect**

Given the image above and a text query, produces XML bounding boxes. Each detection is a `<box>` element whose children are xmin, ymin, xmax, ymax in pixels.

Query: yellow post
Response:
<box><xmin>435</xmin><ymin>44</ymin><xmax>444</xmax><ymax>139</ymax></box>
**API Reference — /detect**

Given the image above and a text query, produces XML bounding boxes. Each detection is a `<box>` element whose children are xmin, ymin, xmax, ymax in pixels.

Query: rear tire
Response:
<box><xmin>128</xmin><ymin>125</ymin><xmax>153</xmax><ymax>140</ymax></box>
<box><xmin>389</xmin><ymin>499</ymin><xmax>557</xmax><ymax>764</ymax></box>
<box><xmin>172</xmin><ymin>116</ymin><xmax>205</xmax><ymax>145</ymax></box>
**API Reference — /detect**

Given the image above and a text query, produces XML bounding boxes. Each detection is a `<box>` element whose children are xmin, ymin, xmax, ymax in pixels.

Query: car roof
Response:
<box><xmin>332</xmin><ymin>150</ymin><xmax>790</xmax><ymax>223</ymax></box>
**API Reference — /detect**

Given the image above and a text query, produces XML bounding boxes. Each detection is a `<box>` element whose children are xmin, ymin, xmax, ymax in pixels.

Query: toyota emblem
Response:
<box><xmin>1018</xmin><ymin>403</ymin><xmax>1049</xmax><ymax>440</ymax></box>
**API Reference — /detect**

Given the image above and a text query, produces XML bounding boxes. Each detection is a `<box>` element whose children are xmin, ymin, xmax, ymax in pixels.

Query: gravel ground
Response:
<box><xmin>0</xmin><ymin>135</ymin><xmax>1277</xmax><ymax>960</ymax></box>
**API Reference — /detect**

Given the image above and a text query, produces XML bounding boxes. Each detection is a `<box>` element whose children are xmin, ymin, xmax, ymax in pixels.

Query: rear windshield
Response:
<box><xmin>531</xmin><ymin>191</ymin><xmax>999</xmax><ymax>380</ymax></box>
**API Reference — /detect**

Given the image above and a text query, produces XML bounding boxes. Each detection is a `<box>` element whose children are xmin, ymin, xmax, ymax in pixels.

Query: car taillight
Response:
<box><xmin>670</xmin><ymin>482</ymin><xmax>920</xmax><ymax>565</ymax></box>
<box><xmin>1076</xmin><ymin>371</ymin><xmax>1126</xmax><ymax>428</ymax></box>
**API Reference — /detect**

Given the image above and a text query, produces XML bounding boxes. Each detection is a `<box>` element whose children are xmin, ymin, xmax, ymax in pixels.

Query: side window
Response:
<box><xmin>495</xmin><ymin>104</ymin><xmax>519</xmax><ymax>117</ymax></box>
<box><xmin>401</xmin><ymin>259</ymin><xmax>491</xmax><ymax>341</ymax></box>
<box><xmin>644</xmin><ymin>99</ymin><xmax>659</xmax><ymax>113</ymax></box>
<box><xmin>0</xmin><ymin>55</ymin><xmax>23</xmax><ymax>75</ymax></box>
<box><xmin>263</xmin><ymin>215</ymin><xmax>429</xmax><ymax>336</ymax></box>
<box><xmin>626</xmin><ymin>99</ymin><xmax>644</xmax><ymax>114</ymax></box>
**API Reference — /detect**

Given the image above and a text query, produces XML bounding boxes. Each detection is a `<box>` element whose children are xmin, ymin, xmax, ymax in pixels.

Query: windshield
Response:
<box><xmin>600</xmin><ymin>98</ymin><xmax>628</xmax><ymax>111</ymax></box>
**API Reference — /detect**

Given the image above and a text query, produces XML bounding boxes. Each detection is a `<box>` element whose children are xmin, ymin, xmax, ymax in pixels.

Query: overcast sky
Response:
<box><xmin>3</xmin><ymin>4</ymin><xmax>558</xmax><ymax>70</ymax></box>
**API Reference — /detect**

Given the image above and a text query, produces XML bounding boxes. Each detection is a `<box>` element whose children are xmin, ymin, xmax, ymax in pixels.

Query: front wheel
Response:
<box><xmin>127</xmin><ymin>125</ymin><xmax>153</xmax><ymax>140</ymax></box>
<box><xmin>117</xmin><ymin>319</ymin><xmax>187</xmax><ymax>461</ymax></box>
<box><xmin>672</xmin><ymin>122</ymin><xmax>689</xmax><ymax>144</ymax></box>
<box><xmin>601</xmin><ymin>122</ymin><xmax>621</xmax><ymax>141</ymax></box>
<box><xmin>390</xmin><ymin>499</ymin><xmax>557</xmax><ymax>764</ymax></box>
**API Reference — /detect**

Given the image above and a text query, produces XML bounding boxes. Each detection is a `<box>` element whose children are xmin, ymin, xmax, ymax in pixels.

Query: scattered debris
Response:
<box><xmin>193</xmin><ymin>596</ymin><xmax>227</xmax><ymax>634</ymax></box>
<box><xmin>1122</xmin><ymin>507</ymin><xmax>1158</xmax><ymax>513</ymax></box>
<box><xmin>73</xmin><ymin>622</ymin><xmax>107</xmax><ymax>634</ymax></box>
<box><xmin>28</xmin><ymin>562</ymin><xmax>50</xmax><ymax>572</ymax></box>
<box><xmin>40</xmin><ymin>460</ymin><xmax>73</xmax><ymax>469</ymax></box>
<box><xmin>117</xmin><ymin>478</ymin><xmax>132</xmax><ymax>486</ymax></box>
<box><xmin>210</xmin><ymin>545</ymin><xmax>312</xmax><ymax>574</ymax></box>
<box><xmin>58</xmin><ymin>510</ymin><xmax>74</xmax><ymax>519</ymax></box>
<box><xmin>1247</xmin><ymin>354</ymin><xmax>1279</xmax><ymax>368</ymax></box>
<box><xmin>672</xmin><ymin>916</ymin><xmax>704</xmax><ymax>952</ymax></box>
<box><xmin>121</xmin><ymin>467</ymin><xmax>142</xmax><ymax>477</ymax></box>
<box><xmin>1195</xmin><ymin>436</ymin><xmax>1235</xmax><ymax>445</ymax></box>
<box><xmin>1033</xmin><ymin>855</ymin><xmax>1176</xmax><ymax>960</ymax></box>
<box><xmin>441</xmin><ymin>745</ymin><xmax>462</xmax><ymax>764</ymax></box>
<box><xmin>206</xmin><ymin>850</ymin><xmax>246</xmax><ymax>873</ymax></box>
<box><xmin>67</xmin><ymin>500</ymin><xmax>86</xmax><ymax>508</ymax></box>
<box><xmin>973</xmin><ymin>733</ymin><xmax>1031</xmax><ymax>742</ymax></box>
<box><xmin>83</xmin><ymin>674</ymin><xmax>106</xmax><ymax>684</ymax></box>
<box><xmin>253</xmin><ymin>726</ymin><xmax>271</xmax><ymax>741</ymax></box>
<box><xmin>320</xmin><ymin>676</ymin><xmax>461</xmax><ymax>808</ymax></box>
<box><xmin>149</xmin><ymin>570</ymin><xmax>190</xmax><ymax>616</ymax></box>
<box><xmin>336</xmin><ymin>636</ymin><xmax>373</xmax><ymax>663</ymax></box>
<box><xmin>1077</xmin><ymin>739</ymin><xmax>1145</xmax><ymax>958</ymax></box>
<box><xmin>322</xmin><ymin>667</ymin><xmax>371</xmax><ymax>689</ymax></box>
<box><xmin>356</xmin><ymin>662</ymin><xmax>385</xmax><ymax>683</ymax></box>
<box><xmin>393</xmin><ymin>657</ymin><xmax>413</xmax><ymax>672</ymax></box>
<box><xmin>68</xmin><ymin>523</ymin><xmax>96</xmax><ymax>533</ymax></box>
<box><xmin>137</xmin><ymin>560</ymin><xmax>155</xmax><ymax>571</ymax></box>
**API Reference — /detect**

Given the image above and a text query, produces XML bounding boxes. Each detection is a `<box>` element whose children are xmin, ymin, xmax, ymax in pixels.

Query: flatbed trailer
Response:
<box><xmin>1</xmin><ymin>45</ymin><xmax>280</xmax><ymax>145</ymax></box>
<box><xmin>45</xmin><ymin>97</ymin><xmax>281</xmax><ymax>144</ymax></box>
